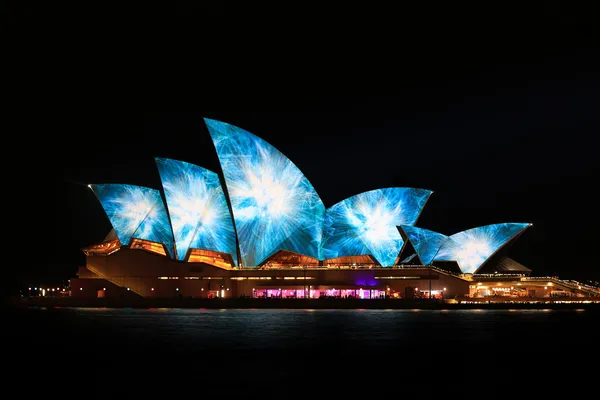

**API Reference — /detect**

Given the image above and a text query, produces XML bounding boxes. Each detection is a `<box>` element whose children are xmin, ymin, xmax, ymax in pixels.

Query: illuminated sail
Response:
<box><xmin>322</xmin><ymin>188</ymin><xmax>432</xmax><ymax>266</ymax></box>
<box><xmin>397</xmin><ymin>225</ymin><xmax>448</xmax><ymax>265</ymax></box>
<box><xmin>155</xmin><ymin>158</ymin><xmax>238</xmax><ymax>265</ymax></box>
<box><xmin>434</xmin><ymin>223</ymin><xmax>531</xmax><ymax>273</ymax></box>
<box><xmin>205</xmin><ymin>118</ymin><xmax>325</xmax><ymax>267</ymax></box>
<box><xmin>90</xmin><ymin>184</ymin><xmax>174</xmax><ymax>258</ymax></box>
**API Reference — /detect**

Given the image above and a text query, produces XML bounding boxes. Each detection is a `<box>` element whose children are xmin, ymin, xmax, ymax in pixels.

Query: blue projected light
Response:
<box><xmin>434</xmin><ymin>223</ymin><xmax>531</xmax><ymax>273</ymax></box>
<box><xmin>90</xmin><ymin>184</ymin><xmax>175</xmax><ymax>258</ymax></box>
<box><xmin>205</xmin><ymin>118</ymin><xmax>325</xmax><ymax>267</ymax></box>
<box><xmin>322</xmin><ymin>188</ymin><xmax>432</xmax><ymax>266</ymax></box>
<box><xmin>397</xmin><ymin>225</ymin><xmax>448</xmax><ymax>265</ymax></box>
<box><xmin>155</xmin><ymin>158</ymin><xmax>238</xmax><ymax>265</ymax></box>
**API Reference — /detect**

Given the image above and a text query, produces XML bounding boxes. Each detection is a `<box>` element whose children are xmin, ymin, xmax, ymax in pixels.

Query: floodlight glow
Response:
<box><xmin>90</xmin><ymin>184</ymin><xmax>175</xmax><ymax>258</ymax></box>
<box><xmin>434</xmin><ymin>223</ymin><xmax>531</xmax><ymax>273</ymax></box>
<box><xmin>322</xmin><ymin>188</ymin><xmax>432</xmax><ymax>266</ymax></box>
<box><xmin>398</xmin><ymin>225</ymin><xmax>448</xmax><ymax>265</ymax></box>
<box><xmin>205</xmin><ymin>118</ymin><xmax>325</xmax><ymax>267</ymax></box>
<box><xmin>155</xmin><ymin>158</ymin><xmax>238</xmax><ymax>264</ymax></box>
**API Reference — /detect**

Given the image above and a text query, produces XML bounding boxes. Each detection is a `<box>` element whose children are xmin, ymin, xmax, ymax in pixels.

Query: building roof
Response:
<box><xmin>87</xmin><ymin>118</ymin><xmax>531</xmax><ymax>270</ymax></box>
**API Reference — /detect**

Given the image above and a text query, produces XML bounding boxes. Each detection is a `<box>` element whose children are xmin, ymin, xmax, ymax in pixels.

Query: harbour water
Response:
<box><xmin>6</xmin><ymin>307</ymin><xmax>597</xmax><ymax>398</ymax></box>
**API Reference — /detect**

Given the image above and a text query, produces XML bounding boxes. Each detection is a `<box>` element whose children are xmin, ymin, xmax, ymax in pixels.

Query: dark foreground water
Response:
<box><xmin>5</xmin><ymin>307</ymin><xmax>598</xmax><ymax>398</ymax></box>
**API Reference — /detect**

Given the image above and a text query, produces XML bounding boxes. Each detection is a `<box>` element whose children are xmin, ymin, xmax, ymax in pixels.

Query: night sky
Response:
<box><xmin>10</xmin><ymin>2</ymin><xmax>599</xmax><ymax>289</ymax></box>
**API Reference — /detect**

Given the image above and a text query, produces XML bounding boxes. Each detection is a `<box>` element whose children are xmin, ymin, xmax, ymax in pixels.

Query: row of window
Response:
<box><xmin>374</xmin><ymin>276</ymin><xmax>421</xmax><ymax>280</ymax></box>
<box><xmin>232</xmin><ymin>277</ymin><xmax>316</xmax><ymax>280</ymax></box>
<box><xmin>157</xmin><ymin>276</ymin><xmax>317</xmax><ymax>280</ymax></box>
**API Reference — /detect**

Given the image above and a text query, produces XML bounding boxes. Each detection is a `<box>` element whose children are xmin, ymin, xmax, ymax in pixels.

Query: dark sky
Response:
<box><xmin>11</xmin><ymin>2</ymin><xmax>599</xmax><ymax>288</ymax></box>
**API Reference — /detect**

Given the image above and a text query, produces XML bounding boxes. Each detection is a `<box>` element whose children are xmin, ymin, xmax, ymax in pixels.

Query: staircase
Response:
<box><xmin>85</xmin><ymin>265</ymin><xmax>145</xmax><ymax>297</ymax></box>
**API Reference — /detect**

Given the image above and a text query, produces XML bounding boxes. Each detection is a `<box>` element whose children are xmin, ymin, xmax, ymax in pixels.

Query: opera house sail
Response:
<box><xmin>155</xmin><ymin>157</ymin><xmax>238</xmax><ymax>266</ymax></box>
<box><xmin>321</xmin><ymin>188</ymin><xmax>432</xmax><ymax>267</ymax></box>
<box><xmin>433</xmin><ymin>223</ymin><xmax>532</xmax><ymax>274</ymax></box>
<box><xmin>89</xmin><ymin>184</ymin><xmax>175</xmax><ymax>259</ymax></box>
<box><xmin>397</xmin><ymin>225</ymin><xmax>449</xmax><ymax>266</ymax></box>
<box><xmin>205</xmin><ymin>118</ymin><xmax>325</xmax><ymax>267</ymax></box>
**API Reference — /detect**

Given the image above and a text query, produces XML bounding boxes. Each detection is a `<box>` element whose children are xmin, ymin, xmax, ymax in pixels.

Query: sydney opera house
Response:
<box><xmin>72</xmin><ymin>118</ymin><xmax>599</xmax><ymax>301</ymax></box>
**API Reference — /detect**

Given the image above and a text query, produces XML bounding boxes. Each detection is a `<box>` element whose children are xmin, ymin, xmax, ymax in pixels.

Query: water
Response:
<box><xmin>6</xmin><ymin>307</ymin><xmax>597</xmax><ymax>398</ymax></box>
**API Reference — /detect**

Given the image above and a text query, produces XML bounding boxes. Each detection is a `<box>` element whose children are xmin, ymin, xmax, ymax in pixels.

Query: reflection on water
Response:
<box><xmin>9</xmin><ymin>307</ymin><xmax>596</xmax><ymax>354</ymax></box>
<box><xmin>7</xmin><ymin>308</ymin><xmax>596</xmax><ymax>397</ymax></box>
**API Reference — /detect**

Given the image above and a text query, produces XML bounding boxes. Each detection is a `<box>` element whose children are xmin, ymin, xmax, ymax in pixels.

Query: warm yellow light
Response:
<box><xmin>443</xmin><ymin>288</ymin><xmax>447</xmax><ymax>291</ymax></box>
<box><xmin>544</xmin><ymin>286</ymin><xmax>547</xmax><ymax>289</ymax></box>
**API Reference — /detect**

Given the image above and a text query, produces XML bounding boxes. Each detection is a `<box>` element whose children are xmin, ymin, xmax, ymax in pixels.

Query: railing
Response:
<box><xmin>521</xmin><ymin>277</ymin><xmax>600</xmax><ymax>296</ymax></box>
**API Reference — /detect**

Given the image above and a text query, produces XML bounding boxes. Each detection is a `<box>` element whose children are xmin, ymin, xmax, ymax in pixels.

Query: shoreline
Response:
<box><xmin>10</xmin><ymin>297</ymin><xmax>600</xmax><ymax>310</ymax></box>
